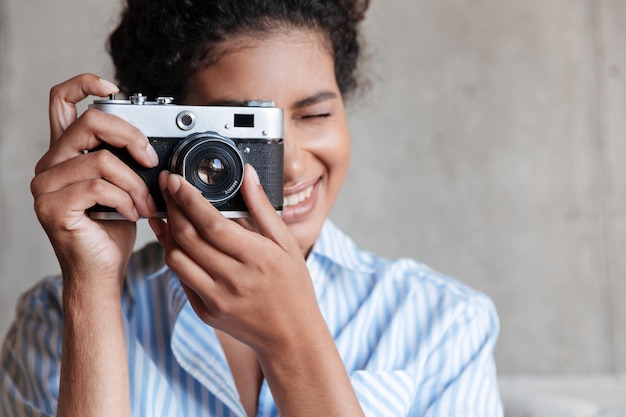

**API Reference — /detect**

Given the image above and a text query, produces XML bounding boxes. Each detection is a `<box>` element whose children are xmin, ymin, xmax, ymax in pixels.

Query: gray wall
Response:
<box><xmin>1</xmin><ymin>0</ymin><xmax>625</xmax><ymax>377</ymax></box>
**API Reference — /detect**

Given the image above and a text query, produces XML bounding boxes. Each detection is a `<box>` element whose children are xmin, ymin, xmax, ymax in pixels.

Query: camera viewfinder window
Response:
<box><xmin>234</xmin><ymin>114</ymin><xmax>255</xmax><ymax>128</ymax></box>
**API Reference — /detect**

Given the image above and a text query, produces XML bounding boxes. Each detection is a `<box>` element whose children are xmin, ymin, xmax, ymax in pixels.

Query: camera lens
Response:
<box><xmin>170</xmin><ymin>132</ymin><xmax>244</xmax><ymax>205</ymax></box>
<box><xmin>197</xmin><ymin>158</ymin><xmax>226</xmax><ymax>185</ymax></box>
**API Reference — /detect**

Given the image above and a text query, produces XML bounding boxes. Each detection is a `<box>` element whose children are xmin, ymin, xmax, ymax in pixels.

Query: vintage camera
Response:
<box><xmin>87</xmin><ymin>94</ymin><xmax>284</xmax><ymax>219</ymax></box>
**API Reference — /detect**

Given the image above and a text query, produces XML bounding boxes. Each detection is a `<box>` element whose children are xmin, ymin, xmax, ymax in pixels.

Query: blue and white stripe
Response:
<box><xmin>1</xmin><ymin>220</ymin><xmax>502</xmax><ymax>416</ymax></box>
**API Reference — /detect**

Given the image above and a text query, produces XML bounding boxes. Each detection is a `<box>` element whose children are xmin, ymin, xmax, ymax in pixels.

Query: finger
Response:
<box><xmin>161</xmin><ymin>172</ymin><xmax>244</xmax><ymax>271</ymax></box>
<box><xmin>49</xmin><ymin>73</ymin><xmax>119</xmax><ymax>142</ymax></box>
<box><xmin>35</xmin><ymin>178</ymin><xmax>141</xmax><ymax>225</ymax></box>
<box><xmin>38</xmin><ymin>109</ymin><xmax>159</xmax><ymax>174</ymax></box>
<box><xmin>240</xmin><ymin>164</ymin><xmax>295</xmax><ymax>251</ymax></box>
<box><xmin>178</xmin><ymin>281</ymin><xmax>216</xmax><ymax>325</ymax></box>
<box><xmin>161</xmin><ymin>171</ymin><xmax>264</xmax><ymax>259</ymax></box>
<box><xmin>148</xmin><ymin>218</ymin><xmax>168</xmax><ymax>247</ymax></box>
<box><xmin>163</xmin><ymin>232</ymin><xmax>219</xmax><ymax>301</ymax></box>
<box><xmin>31</xmin><ymin>150</ymin><xmax>156</xmax><ymax>217</ymax></box>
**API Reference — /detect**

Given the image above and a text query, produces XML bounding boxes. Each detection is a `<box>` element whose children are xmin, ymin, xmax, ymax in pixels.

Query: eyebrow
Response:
<box><xmin>293</xmin><ymin>91</ymin><xmax>338</xmax><ymax>109</ymax></box>
<box><xmin>200</xmin><ymin>91</ymin><xmax>339</xmax><ymax>108</ymax></box>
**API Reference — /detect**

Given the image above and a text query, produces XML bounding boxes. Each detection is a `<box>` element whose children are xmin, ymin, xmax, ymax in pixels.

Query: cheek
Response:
<box><xmin>325</xmin><ymin>125</ymin><xmax>351</xmax><ymax>172</ymax></box>
<box><xmin>312</xmin><ymin>126</ymin><xmax>350</xmax><ymax>201</ymax></box>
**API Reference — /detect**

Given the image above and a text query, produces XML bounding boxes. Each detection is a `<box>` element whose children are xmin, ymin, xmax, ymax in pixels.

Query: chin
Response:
<box><xmin>284</xmin><ymin>217</ymin><xmax>324</xmax><ymax>257</ymax></box>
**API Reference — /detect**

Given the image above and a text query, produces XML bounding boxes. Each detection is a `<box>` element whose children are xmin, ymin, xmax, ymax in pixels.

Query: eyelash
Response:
<box><xmin>301</xmin><ymin>113</ymin><xmax>331</xmax><ymax>119</ymax></box>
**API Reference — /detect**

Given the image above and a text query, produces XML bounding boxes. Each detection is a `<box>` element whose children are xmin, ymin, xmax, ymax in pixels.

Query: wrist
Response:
<box><xmin>256</xmin><ymin>318</ymin><xmax>363</xmax><ymax>416</ymax></box>
<box><xmin>62</xmin><ymin>276</ymin><xmax>125</xmax><ymax>322</ymax></box>
<box><xmin>256</xmin><ymin>316</ymin><xmax>332</xmax><ymax>375</ymax></box>
<box><xmin>61</xmin><ymin>264</ymin><xmax>126</xmax><ymax>300</ymax></box>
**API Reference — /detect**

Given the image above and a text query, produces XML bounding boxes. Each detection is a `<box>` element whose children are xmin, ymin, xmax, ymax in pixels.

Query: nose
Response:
<box><xmin>282</xmin><ymin>121</ymin><xmax>306</xmax><ymax>185</ymax></box>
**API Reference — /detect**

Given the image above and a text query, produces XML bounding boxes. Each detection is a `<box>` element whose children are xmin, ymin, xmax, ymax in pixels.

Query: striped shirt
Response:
<box><xmin>1</xmin><ymin>220</ymin><xmax>502</xmax><ymax>416</ymax></box>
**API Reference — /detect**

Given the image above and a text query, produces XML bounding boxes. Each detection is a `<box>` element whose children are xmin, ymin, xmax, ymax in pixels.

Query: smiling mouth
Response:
<box><xmin>283</xmin><ymin>183</ymin><xmax>314</xmax><ymax>208</ymax></box>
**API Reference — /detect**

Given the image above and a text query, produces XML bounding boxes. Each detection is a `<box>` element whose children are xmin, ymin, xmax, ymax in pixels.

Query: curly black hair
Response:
<box><xmin>108</xmin><ymin>0</ymin><xmax>370</xmax><ymax>101</ymax></box>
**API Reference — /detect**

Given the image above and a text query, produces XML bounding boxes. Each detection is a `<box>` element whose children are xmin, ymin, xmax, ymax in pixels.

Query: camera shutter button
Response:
<box><xmin>130</xmin><ymin>93</ymin><xmax>147</xmax><ymax>105</ymax></box>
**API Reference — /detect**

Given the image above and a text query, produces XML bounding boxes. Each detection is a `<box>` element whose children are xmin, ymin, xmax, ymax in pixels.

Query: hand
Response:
<box><xmin>30</xmin><ymin>73</ymin><xmax>158</xmax><ymax>295</ymax></box>
<box><xmin>150</xmin><ymin>166</ymin><xmax>364</xmax><ymax>416</ymax></box>
<box><xmin>149</xmin><ymin>165</ymin><xmax>322</xmax><ymax>353</ymax></box>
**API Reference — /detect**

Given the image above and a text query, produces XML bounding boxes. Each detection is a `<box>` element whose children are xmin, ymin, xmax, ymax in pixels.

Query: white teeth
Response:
<box><xmin>283</xmin><ymin>184</ymin><xmax>314</xmax><ymax>207</ymax></box>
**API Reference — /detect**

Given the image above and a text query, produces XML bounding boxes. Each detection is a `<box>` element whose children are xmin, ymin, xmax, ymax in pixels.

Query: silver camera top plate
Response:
<box><xmin>90</xmin><ymin>95</ymin><xmax>283</xmax><ymax>139</ymax></box>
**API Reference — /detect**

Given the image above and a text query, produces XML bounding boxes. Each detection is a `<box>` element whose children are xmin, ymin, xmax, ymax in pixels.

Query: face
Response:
<box><xmin>185</xmin><ymin>29</ymin><xmax>351</xmax><ymax>256</ymax></box>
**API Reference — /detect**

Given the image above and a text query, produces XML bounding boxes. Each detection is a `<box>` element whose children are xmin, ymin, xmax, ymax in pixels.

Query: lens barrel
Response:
<box><xmin>170</xmin><ymin>132</ymin><xmax>244</xmax><ymax>205</ymax></box>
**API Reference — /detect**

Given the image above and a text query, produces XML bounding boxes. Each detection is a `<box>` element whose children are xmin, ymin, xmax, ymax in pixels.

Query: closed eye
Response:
<box><xmin>301</xmin><ymin>113</ymin><xmax>331</xmax><ymax>119</ymax></box>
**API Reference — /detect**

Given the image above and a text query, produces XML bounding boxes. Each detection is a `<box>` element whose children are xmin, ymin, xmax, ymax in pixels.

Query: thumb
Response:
<box><xmin>240</xmin><ymin>164</ymin><xmax>293</xmax><ymax>249</ymax></box>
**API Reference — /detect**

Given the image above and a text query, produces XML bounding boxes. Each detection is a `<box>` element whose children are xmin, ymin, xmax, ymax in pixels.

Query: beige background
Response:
<box><xmin>2</xmin><ymin>0</ymin><xmax>626</xmax><ymax>383</ymax></box>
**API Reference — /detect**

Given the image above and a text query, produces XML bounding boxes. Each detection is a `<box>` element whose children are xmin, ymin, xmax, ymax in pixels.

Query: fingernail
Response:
<box><xmin>146</xmin><ymin>143</ymin><xmax>159</xmax><ymax>166</ymax></box>
<box><xmin>98</xmin><ymin>78</ymin><xmax>119</xmax><ymax>93</ymax></box>
<box><xmin>247</xmin><ymin>164</ymin><xmax>260</xmax><ymax>185</ymax></box>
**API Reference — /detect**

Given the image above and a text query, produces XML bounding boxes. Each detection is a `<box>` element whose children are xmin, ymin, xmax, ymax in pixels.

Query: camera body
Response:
<box><xmin>88</xmin><ymin>94</ymin><xmax>284</xmax><ymax>219</ymax></box>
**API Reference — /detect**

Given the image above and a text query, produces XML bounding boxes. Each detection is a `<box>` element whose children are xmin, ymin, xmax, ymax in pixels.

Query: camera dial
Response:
<box><xmin>130</xmin><ymin>93</ymin><xmax>147</xmax><ymax>105</ymax></box>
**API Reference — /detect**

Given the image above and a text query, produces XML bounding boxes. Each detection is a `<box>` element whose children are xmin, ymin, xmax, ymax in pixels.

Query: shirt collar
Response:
<box><xmin>308</xmin><ymin>220</ymin><xmax>375</xmax><ymax>274</ymax></box>
<box><xmin>122</xmin><ymin>222</ymin><xmax>374</xmax><ymax>416</ymax></box>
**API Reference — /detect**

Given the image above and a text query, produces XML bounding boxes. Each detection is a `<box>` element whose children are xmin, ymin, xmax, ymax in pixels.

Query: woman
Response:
<box><xmin>0</xmin><ymin>0</ymin><xmax>502</xmax><ymax>416</ymax></box>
